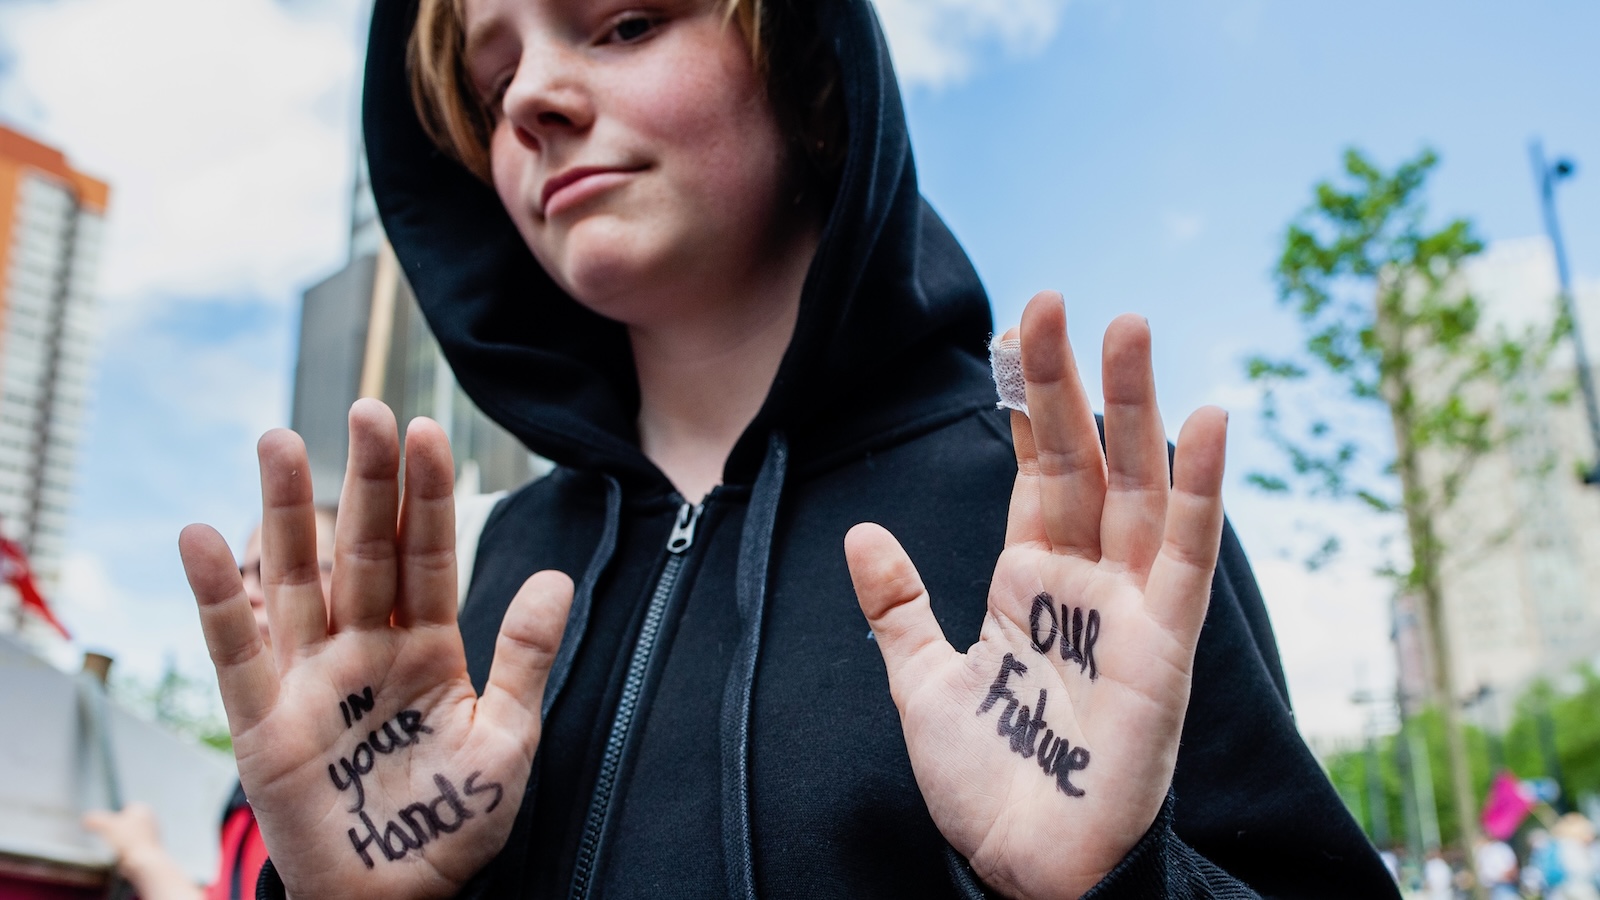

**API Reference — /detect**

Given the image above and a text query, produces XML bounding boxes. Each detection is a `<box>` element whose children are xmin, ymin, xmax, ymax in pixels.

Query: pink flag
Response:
<box><xmin>1481</xmin><ymin>771</ymin><xmax>1535</xmax><ymax>840</ymax></box>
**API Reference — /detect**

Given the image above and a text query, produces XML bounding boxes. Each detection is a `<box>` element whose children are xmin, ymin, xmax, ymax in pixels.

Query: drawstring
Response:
<box><xmin>544</xmin><ymin>474</ymin><xmax>623</xmax><ymax>718</ymax></box>
<box><xmin>720</xmin><ymin>432</ymin><xmax>789</xmax><ymax>900</ymax></box>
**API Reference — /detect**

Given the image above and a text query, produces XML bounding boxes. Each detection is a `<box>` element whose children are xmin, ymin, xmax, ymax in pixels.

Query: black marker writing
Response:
<box><xmin>327</xmin><ymin>708</ymin><xmax>434</xmax><ymax>812</ymax></box>
<box><xmin>1042</xmin><ymin>733</ymin><xmax>1091</xmax><ymax>797</ymax></box>
<box><xmin>995</xmin><ymin>683</ymin><xmax>1049</xmax><ymax>758</ymax></box>
<box><xmin>979</xmin><ymin>652</ymin><xmax>1029</xmax><ymax>715</ymax></box>
<box><xmin>977</xmin><ymin>655</ymin><xmax>1092</xmax><ymax>797</ymax></box>
<box><xmin>1027</xmin><ymin>593</ymin><xmax>1100</xmax><ymax>681</ymax></box>
<box><xmin>464</xmin><ymin>771</ymin><xmax>504</xmax><ymax>813</ymax></box>
<box><xmin>340</xmin><ymin>686</ymin><xmax>376</xmax><ymax>728</ymax></box>
<box><xmin>347</xmin><ymin>771</ymin><xmax>504</xmax><ymax>869</ymax></box>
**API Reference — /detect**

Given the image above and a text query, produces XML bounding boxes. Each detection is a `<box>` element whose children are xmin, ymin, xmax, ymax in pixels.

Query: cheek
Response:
<box><xmin>491</xmin><ymin>128</ymin><xmax>541</xmax><ymax>235</ymax></box>
<box><xmin>623</xmin><ymin>42</ymin><xmax>788</xmax><ymax>206</ymax></box>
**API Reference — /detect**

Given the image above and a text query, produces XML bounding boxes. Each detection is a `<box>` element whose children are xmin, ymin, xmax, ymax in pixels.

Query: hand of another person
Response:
<box><xmin>180</xmin><ymin>399</ymin><xmax>573</xmax><ymax>899</ymax></box>
<box><xmin>845</xmin><ymin>292</ymin><xmax>1228</xmax><ymax>900</ymax></box>
<box><xmin>82</xmin><ymin>804</ymin><xmax>202</xmax><ymax>900</ymax></box>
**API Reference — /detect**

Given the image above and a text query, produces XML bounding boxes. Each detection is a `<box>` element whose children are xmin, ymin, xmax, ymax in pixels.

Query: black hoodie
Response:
<box><xmin>269</xmin><ymin>1</ymin><xmax>1401</xmax><ymax>897</ymax></box>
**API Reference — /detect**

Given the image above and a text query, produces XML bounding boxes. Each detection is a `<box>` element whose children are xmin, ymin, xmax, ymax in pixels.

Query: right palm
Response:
<box><xmin>180</xmin><ymin>400</ymin><xmax>572</xmax><ymax>899</ymax></box>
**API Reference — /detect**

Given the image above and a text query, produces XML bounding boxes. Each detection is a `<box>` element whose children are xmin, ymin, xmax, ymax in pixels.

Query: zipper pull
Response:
<box><xmin>666</xmin><ymin>502</ymin><xmax>703</xmax><ymax>554</ymax></box>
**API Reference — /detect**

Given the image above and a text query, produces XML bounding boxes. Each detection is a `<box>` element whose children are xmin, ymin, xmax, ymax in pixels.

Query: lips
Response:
<box><xmin>540</xmin><ymin>165</ymin><xmax>644</xmax><ymax>218</ymax></box>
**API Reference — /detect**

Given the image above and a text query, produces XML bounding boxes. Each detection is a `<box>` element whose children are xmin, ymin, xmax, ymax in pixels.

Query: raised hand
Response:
<box><xmin>180</xmin><ymin>399</ymin><xmax>572</xmax><ymax>899</ymax></box>
<box><xmin>845</xmin><ymin>293</ymin><xmax>1228</xmax><ymax>900</ymax></box>
<box><xmin>82</xmin><ymin>804</ymin><xmax>202</xmax><ymax>900</ymax></box>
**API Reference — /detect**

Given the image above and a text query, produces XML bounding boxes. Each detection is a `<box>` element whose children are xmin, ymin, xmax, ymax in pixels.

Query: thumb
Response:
<box><xmin>844</xmin><ymin>523</ymin><xmax>953</xmax><ymax>708</ymax></box>
<box><xmin>479</xmin><ymin>570</ymin><xmax>574</xmax><ymax>745</ymax></box>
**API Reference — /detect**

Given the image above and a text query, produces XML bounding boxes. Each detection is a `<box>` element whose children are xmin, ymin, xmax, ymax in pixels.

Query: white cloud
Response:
<box><xmin>0</xmin><ymin>0</ymin><xmax>355</xmax><ymax>681</ymax></box>
<box><xmin>0</xmin><ymin>0</ymin><xmax>366</xmax><ymax>318</ymax></box>
<box><xmin>49</xmin><ymin>549</ymin><xmax>213</xmax><ymax>683</ymax></box>
<box><xmin>1254</xmin><ymin>551</ymin><xmax>1398</xmax><ymax>742</ymax></box>
<box><xmin>873</xmin><ymin>0</ymin><xmax>1070</xmax><ymax>88</ymax></box>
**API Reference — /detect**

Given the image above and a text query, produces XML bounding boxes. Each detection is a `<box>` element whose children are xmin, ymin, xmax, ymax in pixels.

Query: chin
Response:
<box><xmin>551</xmin><ymin>224</ymin><xmax>675</xmax><ymax>324</ymax></box>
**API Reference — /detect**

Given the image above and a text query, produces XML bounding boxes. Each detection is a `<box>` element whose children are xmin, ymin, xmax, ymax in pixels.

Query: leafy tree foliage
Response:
<box><xmin>1248</xmin><ymin>147</ymin><xmax>1568</xmax><ymax>854</ymax></box>
<box><xmin>1327</xmin><ymin>670</ymin><xmax>1600</xmax><ymax>849</ymax></box>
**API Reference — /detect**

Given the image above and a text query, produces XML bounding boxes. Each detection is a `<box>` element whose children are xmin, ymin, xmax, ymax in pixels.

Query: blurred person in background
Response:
<box><xmin>1473</xmin><ymin>835</ymin><xmax>1519</xmax><ymax>900</ymax></box>
<box><xmin>1528</xmin><ymin>829</ymin><xmax>1562</xmax><ymax>898</ymax></box>
<box><xmin>84</xmin><ymin>508</ymin><xmax>336</xmax><ymax>900</ymax></box>
<box><xmin>1553</xmin><ymin>814</ymin><xmax>1599</xmax><ymax>900</ymax></box>
<box><xmin>1425</xmin><ymin>849</ymin><xmax>1456</xmax><ymax>900</ymax></box>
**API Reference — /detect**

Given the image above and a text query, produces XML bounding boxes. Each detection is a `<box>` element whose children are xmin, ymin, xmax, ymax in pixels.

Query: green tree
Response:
<box><xmin>1324</xmin><ymin>669</ymin><xmax>1600</xmax><ymax>847</ymax></box>
<box><xmin>1501</xmin><ymin>670</ymin><xmax>1600</xmax><ymax>803</ymax></box>
<box><xmin>1248</xmin><ymin>148</ymin><xmax>1568</xmax><ymax>860</ymax></box>
<box><xmin>1324</xmin><ymin>710</ymin><xmax>1494</xmax><ymax>848</ymax></box>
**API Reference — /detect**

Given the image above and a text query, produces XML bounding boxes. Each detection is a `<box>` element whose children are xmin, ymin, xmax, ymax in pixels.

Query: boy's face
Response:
<box><xmin>240</xmin><ymin>512</ymin><xmax>336</xmax><ymax>649</ymax></box>
<box><xmin>463</xmin><ymin>0</ymin><xmax>799</xmax><ymax>327</ymax></box>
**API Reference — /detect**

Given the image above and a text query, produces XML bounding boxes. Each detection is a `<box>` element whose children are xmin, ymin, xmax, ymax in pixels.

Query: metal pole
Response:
<box><xmin>1352</xmin><ymin>689</ymin><xmax>1396</xmax><ymax>847</ymax></box>
<box><xmin>1531</xmin><ymin>140</ymin><xmax>1600</xmax><ymax>483</ymax></box>
<box><xmin>1409</xmin><ymin>727</ymin><xmax>1442</xmax><ymax>852</ymax></box>
<box><xmin>1366</xmin><ymin>733</ymin><xmax>1392</xmax><ymax>848</ymax></box>
<box><xmin>1395</xmin><ymin>715</ymin><xmax>1423</xmax><ymax>883</ymax></box>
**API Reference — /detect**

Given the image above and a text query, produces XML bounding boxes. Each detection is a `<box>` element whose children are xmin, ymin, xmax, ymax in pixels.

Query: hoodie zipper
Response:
<box><xmin>568</xmin><ymin>500</ymin><xmax>703</xmax><ymax>900</ymax></box>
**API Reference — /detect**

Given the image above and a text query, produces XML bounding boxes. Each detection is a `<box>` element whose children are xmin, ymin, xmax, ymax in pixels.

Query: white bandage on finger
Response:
<box><xmin>989</xmin><ymin>334</ymin><xmax>1027</xmax><ymax>416</ymax></box>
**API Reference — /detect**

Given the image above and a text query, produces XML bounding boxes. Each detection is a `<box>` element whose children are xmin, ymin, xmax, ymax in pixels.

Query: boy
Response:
<box><xmin>181</xmin><ymin>1</ymin><xmax>1396</xmax><ymax>896</ymax></box>
<box><xmin>89</xmin><ymin>509</ymin><xmax>335</xmax><ymax>900</ymax></box>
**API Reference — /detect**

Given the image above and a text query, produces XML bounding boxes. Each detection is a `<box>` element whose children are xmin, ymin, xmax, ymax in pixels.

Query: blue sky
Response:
<box><xmin>899</xmin><ymin>0</ymin><xmax>1600</xmax><ymax>737</ymax></box>
<box><xmin>0</xmin><ymin>0</ymin><xmax>1596</xmax><ymax>740</ymax></box>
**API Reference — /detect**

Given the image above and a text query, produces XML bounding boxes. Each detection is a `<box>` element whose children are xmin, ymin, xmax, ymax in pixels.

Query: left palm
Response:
<box><xmin>845</xmin><ymin>293</ymin><xmax>1228</xmax><ymax>900</ymax></box>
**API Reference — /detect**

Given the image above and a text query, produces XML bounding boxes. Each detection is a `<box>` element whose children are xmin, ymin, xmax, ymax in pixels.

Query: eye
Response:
<box><xmin>485</xmin><ymin>76</ymin><xmax>512</xmax><ymax>120</ymax></box>
<box><xmin>604</xmin><ymin>13</ymin><xmax>660</xmax><ymax>44</ymax></box>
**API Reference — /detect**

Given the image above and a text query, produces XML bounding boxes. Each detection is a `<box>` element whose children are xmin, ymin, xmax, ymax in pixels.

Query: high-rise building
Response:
<box><xmin>291</xmin><ymin>148</ymin><xmax>542</xmax><ymax>505</ymax></box>
<box><xmin>1400</xmin><ymin>238</ymin><xmax>1600</xmax><ymax>723</ymax></box>
<box><xmin>0</xmin><ymin>126</ymin><xmax>107</xmax><ymax>625</ymax></box>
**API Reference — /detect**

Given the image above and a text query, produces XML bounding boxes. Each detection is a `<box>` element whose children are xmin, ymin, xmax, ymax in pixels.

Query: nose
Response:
<box><xmin>501</xmin><ymin>43</ymin><xmax>595</xmax><ymax>152</ymax></box>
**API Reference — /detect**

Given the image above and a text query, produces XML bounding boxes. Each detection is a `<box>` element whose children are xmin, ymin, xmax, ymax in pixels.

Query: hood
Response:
<box><xmin>362</xmin><ymin>0</ymin><xmax>994</xmax><ymax>492</ymax></box>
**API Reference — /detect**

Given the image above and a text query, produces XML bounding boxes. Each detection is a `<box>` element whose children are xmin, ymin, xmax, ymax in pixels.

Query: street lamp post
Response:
<box><xmin>1351</xmin><ymin>689</ymin><xmax>1394</xmax><ymax>850</ymax></box>
<box><xmin>1531</xmin><ymin>141</ymin><xmax>1600</xmax><ymax>484</ymax></box>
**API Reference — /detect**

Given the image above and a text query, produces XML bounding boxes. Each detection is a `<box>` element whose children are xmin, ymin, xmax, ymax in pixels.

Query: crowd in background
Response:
<box><xmin>1388</xmin><ymin>813</ymin><xmax>1600</xmax><ymax>899</ymax></box>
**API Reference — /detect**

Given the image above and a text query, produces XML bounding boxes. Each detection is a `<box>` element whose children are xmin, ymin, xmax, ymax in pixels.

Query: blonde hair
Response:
<box><xmin>409</xmin><ymin>0</ymin><xmax>765</xmax><ymax>183</ymax></box>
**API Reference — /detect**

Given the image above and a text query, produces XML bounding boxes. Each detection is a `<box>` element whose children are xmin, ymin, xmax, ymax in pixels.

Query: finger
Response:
<box><xmin>331</xmin><ymin>400</ymin><xmax>401</xmax><ymax>632</ymax></box>
<box><xmin>1019</xmin><ymin>292</ymin><xmax>1106</xmax><ymax>557</ymax></box>
<box><xmin>1143</xmin><ymin>407</ymin><xmax>1228</xmax><ymax>640</ymax></box>
<box><xmin>257</xmin><ymin>430</ymin><xmax>329</xmax><ymax>663</ymax></box>
<box><xmin>81</xmin><ymin>810</ymin><xmax>113</xmax><ymax>834</ymax></box>
<box><xmin>1002</xmin><ymin>325</ymin><xmax>1049</xmax><ymax>549</ymax></box>
<box><xmin>845</xmin><ymin>522</ymin><xmax>954</xmax><ymax>707</ymax></box>
<box><xmin>478</xmin><ymin>570</ymin><xmax>574</xmax><ymax>745</ymax></box>
<box><xmin>180</xmin><ymin>524</ymin><xmax>279</xmax><ymax>731</ymax></box>
<box><xmin>394</xmin><ymin>417</ymin><xmax>458</xmax><ymax>627</ymax></box>
<box><xmin>1099</xmin><ymin>314</ymin><xmax>1170</xmax><ymax>578</ymax></box>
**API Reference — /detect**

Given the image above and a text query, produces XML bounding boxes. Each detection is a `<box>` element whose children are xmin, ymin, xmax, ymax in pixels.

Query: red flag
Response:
<box><xmin>1481</xmin><ymin>770</ymin><xmax>1535</xmax><ymax>840</ymax></box>
<box><xmin>0</xmin><ymin>534</ymin><xmax>69</xmax><ymax>640</ymax></box>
